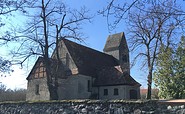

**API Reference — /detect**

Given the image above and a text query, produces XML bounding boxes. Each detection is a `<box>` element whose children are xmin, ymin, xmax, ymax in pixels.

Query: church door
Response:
<box><xmin>130</xmin><ymin>89</ymin><xmax>138</xmax><ymax>99</ymax></box>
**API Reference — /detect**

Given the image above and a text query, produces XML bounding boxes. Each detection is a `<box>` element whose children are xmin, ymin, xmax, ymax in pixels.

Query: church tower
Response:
<box><xmin>103</xmin><ymin>32</ymin><xmax>130</xmax><ymax>74</ymax></box>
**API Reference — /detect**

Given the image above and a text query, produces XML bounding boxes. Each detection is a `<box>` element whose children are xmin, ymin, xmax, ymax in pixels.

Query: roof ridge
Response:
<box><xmin>62</xmin><ymin>38</ymin><xmax>116</xmax><ymax>59</ymax></box>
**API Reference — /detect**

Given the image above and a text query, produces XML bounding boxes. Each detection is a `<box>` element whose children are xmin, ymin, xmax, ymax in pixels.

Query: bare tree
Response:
<box><xmin>127</xmin><ymin>1</ymin><xmax>185</xmax><ymax>99</ymax></box>
<box><xmin>99</xmin><ymin>0</ymin><xmax>185</xmax><ymax>31</ymax></box>
<box><xmin>0</xmin><ymin>57</ymin><xmax>12</xmax><ymax>75</ymax></box>
<box><xmin>0</xmin><ymin>0</ymin><xmax>26</xmax><ymax>75</ymax></box>
<box><xmin>100</xmin><ymin>0</ymin><xmax>185</xmax><ymax>99</ymax></box>
<box><xmin>0</xmin><ymin>0</ymin><xmax>26</xmax><ymax>42</ymax></box>
<box><xmin>99</xmin><ymin>0</ymin><xmax>139</xmax><ymax>31</ymax></box>
<box><xmin>10</xmin><ymin>0</ymin><xmax>91</xmax><ymax>100</ymax></box>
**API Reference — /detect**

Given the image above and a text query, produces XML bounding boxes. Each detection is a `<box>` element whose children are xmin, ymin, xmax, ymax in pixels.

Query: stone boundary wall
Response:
<box><xmin>0</xmin><ymin>100</ymin><xmax>184</xmax><ymax>114</ymax></box>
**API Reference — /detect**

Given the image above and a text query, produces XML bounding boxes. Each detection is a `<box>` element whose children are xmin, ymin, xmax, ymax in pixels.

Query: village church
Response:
<box><xmin>26</xmin><ymin>32</ymin><xmax>141</xmax><ymax>101</ymax></box>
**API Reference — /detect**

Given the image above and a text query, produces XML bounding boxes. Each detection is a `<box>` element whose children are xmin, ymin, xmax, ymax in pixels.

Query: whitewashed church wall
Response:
<box><xmin>58</xmin><ymin>75</ymin><xmax>93</xmax><ymax>100</ymax></box>
<box><xmin>98</xmin><ymin>85</ymin><xmax>140</xmax><ymax>100</ymax></box>
<box><xmin>26</xmin><ymin>78</ymin><xmax>50</xmax><ymax>101</ymax></box>
<box><xmin>98</xmin><ymin>85</ymin><xmax>127</xmax><ymax>99</ymax></box>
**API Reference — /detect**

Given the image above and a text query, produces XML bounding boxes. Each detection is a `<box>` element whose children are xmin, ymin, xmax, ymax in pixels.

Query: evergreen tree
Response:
<box><xmin>154</xmin><ymin>37</ymin><xmax>185</xmax><ymax>99</ymax></box>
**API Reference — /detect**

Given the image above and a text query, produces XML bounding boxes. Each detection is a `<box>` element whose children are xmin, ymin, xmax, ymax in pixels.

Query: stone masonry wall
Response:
<box><xmin>0</xmin><ymin>100</ymin><xmax>184</xmax><ymax>114</ymax></box>
<box><xmin>26</xmin><ymin>78</ymin><xmax>50</xmax><ymax>101</ymax></box>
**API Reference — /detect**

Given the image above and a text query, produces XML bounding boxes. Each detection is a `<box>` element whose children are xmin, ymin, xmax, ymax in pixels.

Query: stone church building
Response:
<box><xmin>26</xmin><ymin>32</ymin><xmax>141</xmax><ymax>101</ymax></box>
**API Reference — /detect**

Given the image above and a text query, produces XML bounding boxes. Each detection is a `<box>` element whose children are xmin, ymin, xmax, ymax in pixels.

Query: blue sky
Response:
<box><xmin>2</xmin><ymin>0</ymin><xmax>182</xmax><ymax>89</ymax></box>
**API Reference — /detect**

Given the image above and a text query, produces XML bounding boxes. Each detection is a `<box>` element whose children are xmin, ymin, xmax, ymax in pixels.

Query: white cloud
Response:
<box><xmin>0</xmin><ymin>66</ymin><xmax>27</xmax><ymax>90</ymax></box>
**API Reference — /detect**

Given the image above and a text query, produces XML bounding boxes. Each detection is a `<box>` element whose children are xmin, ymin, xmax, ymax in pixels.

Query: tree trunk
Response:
<box><xmin>41</xmin><ymin>0</ymin><xmax>59</xmax><ymax>100</ymax></box>
<box><xmin>147</xmin><ymin>71</ymin><xmax>152</xmax><ymax>99</ymax></box>
<box><xmin>44</xmin><ymin>58</ymin><xmax>59</xmax><ymax>100</ymax></box>
<box><xmin>146</xmin><ymin>45</ymin><xmax>152</xmax><ymax>99</ymax></box>
<box><xmin>48</xmin><ymin>84</ymin><xmax>58</xmax><ymax>100</ymax></box>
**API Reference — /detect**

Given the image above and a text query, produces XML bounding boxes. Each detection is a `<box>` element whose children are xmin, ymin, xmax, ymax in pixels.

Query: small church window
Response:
<box><xmin>35</xmin><ymin>84</ymin><xmax>39</xmax><ymax>95</ymax></box>
<box><xmin>104</xmin><ymin>89</ymin><xmax>108</xmax><ymax>96</ymax></box>
<box><xmin>87</xmin><ymin>80</ymin><xmax>91</xmax><ymax>92</ymax></box>
<box><xmin>114</xmin><ymin>88</ymin><xmax>119</xmax><ymax>95</ymax></box>
<box><xmin>130</xmin><ymin>89</ymin><xmax>138</xmax><ymax>99</ymax></box>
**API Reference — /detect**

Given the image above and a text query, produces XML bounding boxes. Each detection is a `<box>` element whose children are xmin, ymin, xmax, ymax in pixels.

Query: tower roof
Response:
<box><xmin>103</xmin><ymin>32</ymin><xmax>125</xmax><ymax>52</ymax></box>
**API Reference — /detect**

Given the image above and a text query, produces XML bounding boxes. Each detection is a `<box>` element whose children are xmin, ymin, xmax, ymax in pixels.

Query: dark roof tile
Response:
<box><xmin>103</xmin><ymin>32</ymin><xmax>125</xmax><ymax>52</ymax></box>
<box><xmin>63</xmin><ymin>39</ymin><xmax>119</xmax><ymax>77</ymax></box>
<box><xmin>94</xmin><ymin>66</ymin><xmax>141</xmax><ymax>86</ymax></box>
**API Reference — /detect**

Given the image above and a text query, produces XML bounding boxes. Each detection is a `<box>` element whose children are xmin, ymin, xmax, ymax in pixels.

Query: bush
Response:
<box><xmin>0</xmin><ymin>84</ymin><xmax>26</xmax><ymax>102</ymax></box>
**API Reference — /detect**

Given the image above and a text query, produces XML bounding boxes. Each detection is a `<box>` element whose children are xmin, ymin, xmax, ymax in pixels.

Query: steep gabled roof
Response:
<box><xmin>94</xmin><ymin>66</ymin><xmax>141</xmax><ymax>87</ymax></box>
<box><xmin>62</xmin><ymin>39</ymin><xmax>119</xmax><ymax>77</ymax></box>
<box><xmin>103</xmin><ymin>32</ymin><xmax>125</xmax><ymax>52</ymax></box>
<box><xmin>62</xmin><ymin>39</ymin><xmax>140</xmax><ymax>86</ymax></box>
